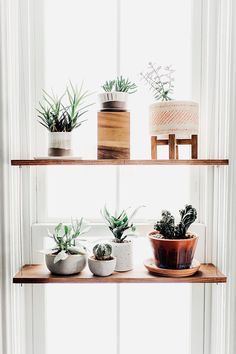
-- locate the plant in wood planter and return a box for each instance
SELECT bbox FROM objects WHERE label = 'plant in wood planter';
[37,82,93,157]
[88,242,116,277]
[148,205,198,269]
[98,75,137,111]
[141,63,199,159]
[101,205,143,271]
[43,218,90,275]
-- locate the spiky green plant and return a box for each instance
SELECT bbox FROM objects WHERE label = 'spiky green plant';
[102,76,137,94]
[154,205,197,239]
[44,218,90,263]
[101,205,143,243]
[93,242,112,260]
[140,62,175,101]
[37,82,93,132]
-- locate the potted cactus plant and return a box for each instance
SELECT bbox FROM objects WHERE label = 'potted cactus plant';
[148,205,198,269]
[98,76,137,111]
[37,82,92,157]
[42,218,90,275]
[88,242,116,276]
[140,63,198,138]
[101,205,142,272]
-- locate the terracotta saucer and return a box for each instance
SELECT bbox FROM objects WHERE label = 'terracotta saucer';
[144,258,201,277]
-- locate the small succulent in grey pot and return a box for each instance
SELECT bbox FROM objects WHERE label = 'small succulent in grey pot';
[88,242,116,277]
[43,218,90,275]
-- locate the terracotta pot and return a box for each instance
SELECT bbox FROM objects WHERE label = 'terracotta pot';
[48,132,73,157]
[148,231,198,269]
[149,100,198,138]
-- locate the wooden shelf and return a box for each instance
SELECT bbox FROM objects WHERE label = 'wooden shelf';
[11,159,229,166]
[13,263,227,284]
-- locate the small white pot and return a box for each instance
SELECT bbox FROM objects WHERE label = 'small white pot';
[98,92,128,111]
[45,254,87,275]
[149,100,199,137]
[48,132,73,156]
[88,256,116,277]
[111,240,133,272]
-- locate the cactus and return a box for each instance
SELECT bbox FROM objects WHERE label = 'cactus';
[93,242,112,261]
[154,205,197,239]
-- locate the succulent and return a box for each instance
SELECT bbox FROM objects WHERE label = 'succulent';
[44,218,90,263]
[93,242,112,261]
[140,62,175,101]
[102,76,137,94]
[154,205,197,239]
[101,205,143,243]
[37,82,93,132]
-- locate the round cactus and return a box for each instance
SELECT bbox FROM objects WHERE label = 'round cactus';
[93,242,112,260]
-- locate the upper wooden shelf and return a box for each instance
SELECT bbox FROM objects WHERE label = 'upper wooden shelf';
[11,159,229,166]
[13,263,227,284]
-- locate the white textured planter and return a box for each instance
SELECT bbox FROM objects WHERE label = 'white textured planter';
[45,254,87,275]
[88,256,116,277]
[48,132,73,157]
[98,92,128,111]
[149,100,199,137]
[111,240,133,272]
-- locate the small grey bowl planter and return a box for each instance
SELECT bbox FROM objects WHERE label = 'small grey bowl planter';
[45,254,87,275]
[111,240,133,272]
[88,256,116,277]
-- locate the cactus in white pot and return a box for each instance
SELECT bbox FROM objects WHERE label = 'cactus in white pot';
[88,242,116,277]
[101,205,143,272]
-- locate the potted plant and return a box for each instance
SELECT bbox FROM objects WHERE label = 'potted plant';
[43,218,90,275]
[101,205,142,272]
[88,242,116,277]
[37,82,92,157]
[140,63,198,137]
[98,76,137,111]
[148,205,198,269]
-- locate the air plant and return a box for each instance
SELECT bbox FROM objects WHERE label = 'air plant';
[102,76,137,94]
[140,62,175,101]
[43,218,90,263]
[37,82,93,132]
[154,205,197,239]
[101,205,144,243]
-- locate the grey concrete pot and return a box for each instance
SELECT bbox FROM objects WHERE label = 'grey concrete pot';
[45,254,87,275]
[88,256,116,277]
[111,240,133,272]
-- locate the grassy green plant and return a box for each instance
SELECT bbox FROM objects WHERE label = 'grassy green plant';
[101,205,143,243]
[93,242,113,260]
[102,76,137,94]
[140,62,175,101]
[37,82,93,132]
[154,205,197,239]
[44,218,90,263]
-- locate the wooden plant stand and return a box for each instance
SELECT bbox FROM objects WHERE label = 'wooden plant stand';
[151,134,198,160]
[97,111,130,159]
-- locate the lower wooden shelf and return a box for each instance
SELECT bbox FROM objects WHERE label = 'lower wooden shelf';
[13,263,227,284]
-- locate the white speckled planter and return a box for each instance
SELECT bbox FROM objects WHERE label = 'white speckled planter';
[48,132,73,156]
[88,256,116,277]
[111,240,133,272]
[45,254,87,275]
[149,100,199,137]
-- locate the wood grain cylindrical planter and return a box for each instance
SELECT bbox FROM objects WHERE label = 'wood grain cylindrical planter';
[48,132,73,157]
[148,231,198,269]
[97,111,130,159]
[45,254,87,275]
[149,101,199,137]
[111,240,133,272]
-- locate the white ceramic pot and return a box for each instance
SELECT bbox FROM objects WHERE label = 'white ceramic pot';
[98,92,128,111]
[111,240,133,272]
[149,100,199,137]
[88,256,116,277]
[45,254,87,275]
[48,132,73,156]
